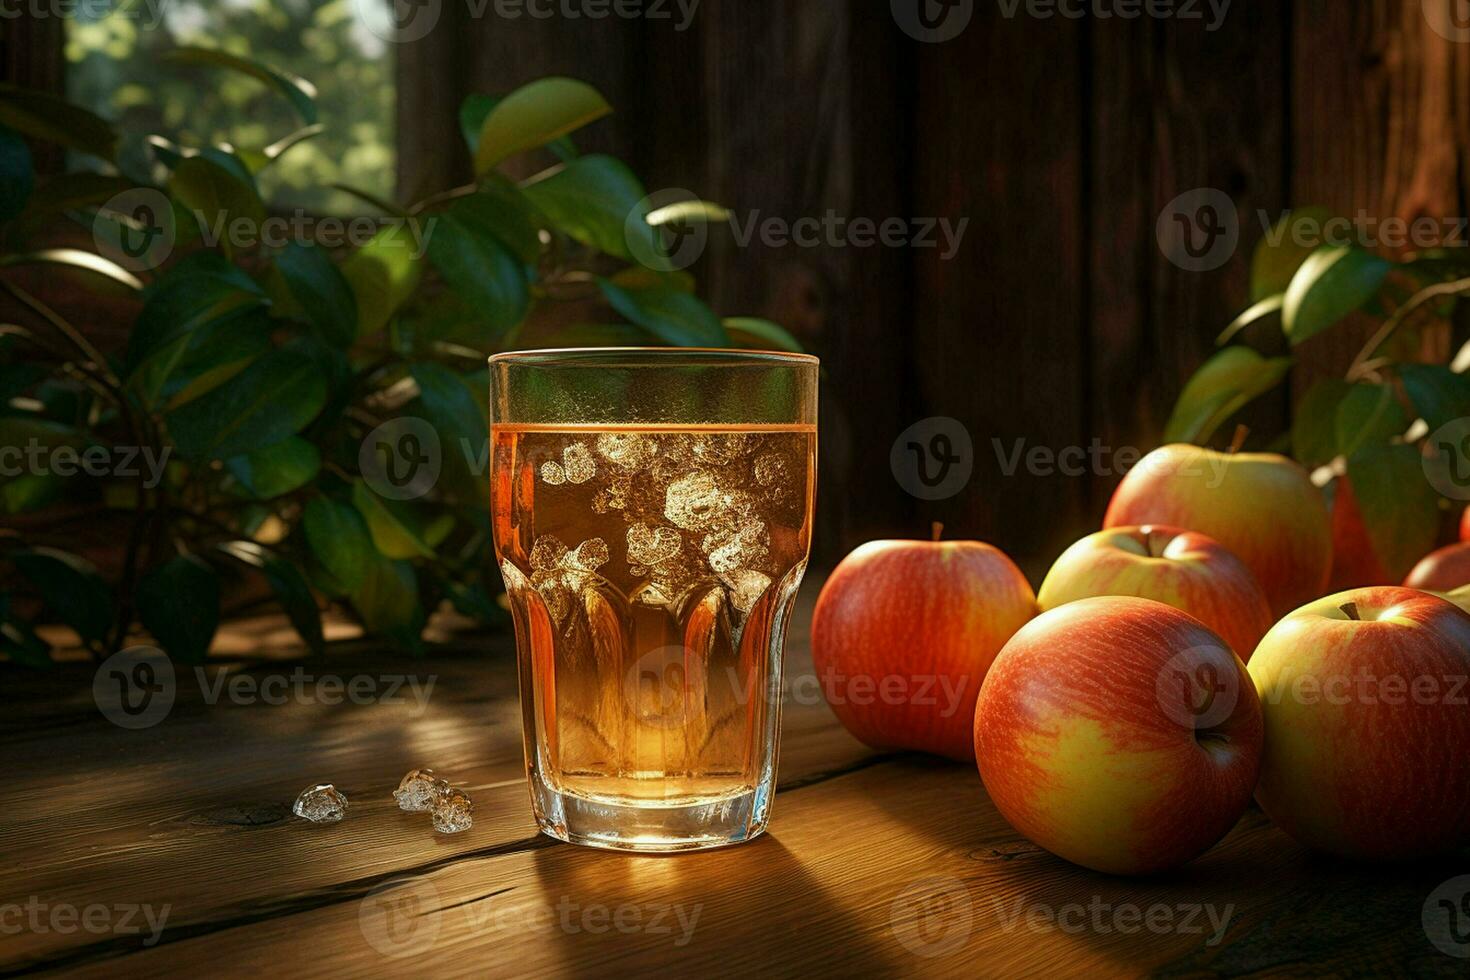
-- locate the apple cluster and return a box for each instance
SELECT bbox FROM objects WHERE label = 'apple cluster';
[812,444,1470,875]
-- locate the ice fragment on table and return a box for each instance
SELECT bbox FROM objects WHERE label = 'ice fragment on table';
[596,432,654,469]
[393,769,448,813]
[431,788,475,834]
[292,784,348,824]
[540,461,566,485]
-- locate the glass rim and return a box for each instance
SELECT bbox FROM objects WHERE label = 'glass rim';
[488,347,819,368]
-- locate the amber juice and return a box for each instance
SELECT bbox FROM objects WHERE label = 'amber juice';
[492,423,815,846]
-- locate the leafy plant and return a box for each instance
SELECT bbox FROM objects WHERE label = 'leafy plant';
[1168,210,1470,581]
[0,53,799,665]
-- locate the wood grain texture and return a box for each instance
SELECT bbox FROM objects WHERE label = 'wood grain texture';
[910,4,1087,568]
[7,583,1468,977]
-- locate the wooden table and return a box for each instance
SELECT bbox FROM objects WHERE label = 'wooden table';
[3,585,1466,978]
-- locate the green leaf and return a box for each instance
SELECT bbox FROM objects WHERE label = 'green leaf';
[1292,379,1354,469]
[1345,445,1442,585]
[166,345,327,460]
[427,212,530,334]
[522,154,651,261]
[351,554,423,649]
[274,242,357,347]
[0,473,63,515]
[225,437,321,499]
[169,155,266,256]
[1400,364,1470,433]
[126,253,267,381]
[597,277,728,347]
[164,47,318,126]
[217,541,324,655]
[1216,295,1284,346]
[1164,346,1294,445]
[136,555,220,664]
[302,497,374,591]
[0,84,116,160]
[1334,383,1408,459]
[1251,207,1334,302]
[10,547,111,646]
[0,123,33,222]
[471,78,610,174]
[1283,246,1392,346]
[450,177,543,265]
[724,317,804,353]
[413,362,487,448]
[14,172,133,233]
[351,480,437,559]
[342,220,424,338]
[0,616,51,668]
[0,248,142,292]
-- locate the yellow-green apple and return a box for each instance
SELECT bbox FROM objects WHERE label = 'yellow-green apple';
[1038,525,1274,660]
[1105,444,1331,618]
[811,526,1036,762]
[1442,586,1470,615]
[1249,587,1470,860]
[1405,543,1470,593]
[974,597,1262,875]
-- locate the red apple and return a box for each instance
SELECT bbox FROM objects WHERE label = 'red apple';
[1249,587,1470,860]
[1406,543,1470,593]
[1327,475,1394,591]
[1461,506,1470,543]
[974,597,1263,875]
[811,525,1036,762]
[1038,525,1274,660]
[1105,444,1332,618]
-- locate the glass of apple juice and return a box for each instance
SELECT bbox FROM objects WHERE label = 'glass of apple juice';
[490,348,819,852]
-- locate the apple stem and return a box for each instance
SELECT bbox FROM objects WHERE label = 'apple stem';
[1341,601,1362,622]
[1145,529,1169,558]
[931,522,944,543]
[1229,424,1250,455]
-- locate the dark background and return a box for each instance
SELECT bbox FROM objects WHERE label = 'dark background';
[6,0,1470,574]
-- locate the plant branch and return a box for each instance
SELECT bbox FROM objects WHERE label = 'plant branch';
[1347,276,1470,382]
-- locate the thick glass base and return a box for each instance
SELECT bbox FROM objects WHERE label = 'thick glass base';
[531,778,773,853]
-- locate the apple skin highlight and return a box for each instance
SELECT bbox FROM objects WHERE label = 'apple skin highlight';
[811,532,1037,762]
[1249,587,1470,861]
[1038,525,1275,661]
[974,597,1263,876]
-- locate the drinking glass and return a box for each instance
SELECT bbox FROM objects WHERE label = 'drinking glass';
[490,349,818,851]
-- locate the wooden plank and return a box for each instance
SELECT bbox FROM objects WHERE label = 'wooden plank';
[52,761,1470,979]
[910,5,1087,569]
[1087,4,1289,519]
[0,587,879,973]
[1290,0,1470,395]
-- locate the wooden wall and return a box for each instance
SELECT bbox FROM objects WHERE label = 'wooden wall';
[13,1,1470,574]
